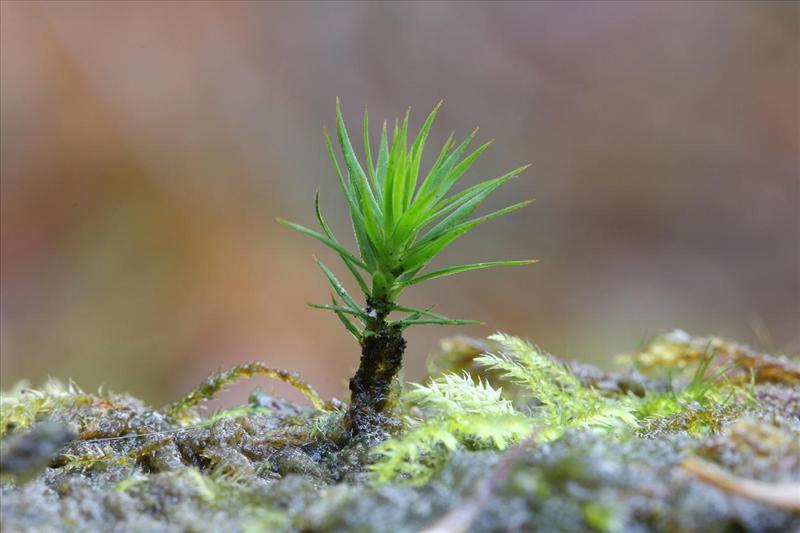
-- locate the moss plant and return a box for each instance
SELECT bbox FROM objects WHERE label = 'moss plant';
[279,101,535,432]
[370,333,778,484]
[371,334,638,483]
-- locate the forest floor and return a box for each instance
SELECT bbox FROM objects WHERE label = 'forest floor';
[1,331,799,532]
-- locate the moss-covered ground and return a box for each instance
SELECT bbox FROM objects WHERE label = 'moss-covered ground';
[1,331,798,532]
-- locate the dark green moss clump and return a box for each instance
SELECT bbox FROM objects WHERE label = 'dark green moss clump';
[1,331,799,532]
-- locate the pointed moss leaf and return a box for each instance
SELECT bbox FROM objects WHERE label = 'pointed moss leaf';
[391,304,456,321]
[394,317,481,328]
[392,141,518,250]
[324,128,377,269]
[382,119,402,232]
[335,99,374,204]
[335,100,383,246]
[307,302,368,320]
[314,192,369,293]
[416,128,478,201]
[405,101,442,205]
[363,108,379,197]
[391,109,411,216]
[403,199,533,272]
[277,219,367,269]
[315,258,362,312]
[414,166,529,248]
[435,164,530,214]
[398,175,503,247]
[376,121,390,191]
[330,295,362,340]
[408,260,537,286]
[428,139,493,206]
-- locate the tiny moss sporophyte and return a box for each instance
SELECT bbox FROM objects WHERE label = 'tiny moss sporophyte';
[278,100,535,433]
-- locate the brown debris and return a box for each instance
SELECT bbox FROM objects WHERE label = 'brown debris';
[681,455,800,512]
[621,330,800,386]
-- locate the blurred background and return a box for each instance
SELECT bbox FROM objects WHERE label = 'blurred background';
[2,1,798,407]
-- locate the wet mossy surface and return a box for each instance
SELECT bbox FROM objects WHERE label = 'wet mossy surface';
[1,331,799,532]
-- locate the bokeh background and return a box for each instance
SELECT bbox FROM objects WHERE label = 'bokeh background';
[2,1,798,407]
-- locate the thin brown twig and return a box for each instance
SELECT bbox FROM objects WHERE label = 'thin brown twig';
[421,432,538,533]
[681,455,800,512]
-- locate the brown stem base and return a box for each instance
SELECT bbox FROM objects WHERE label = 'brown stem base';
[345,298,406,436]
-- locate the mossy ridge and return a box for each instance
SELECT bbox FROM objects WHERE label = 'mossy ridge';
[359,331,799,531]
[1,330,799,532]
[0,365,355,484]
[371,331,772,484]
[371,334,639,484]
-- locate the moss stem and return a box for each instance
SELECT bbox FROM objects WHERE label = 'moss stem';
[346,297,406,434]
